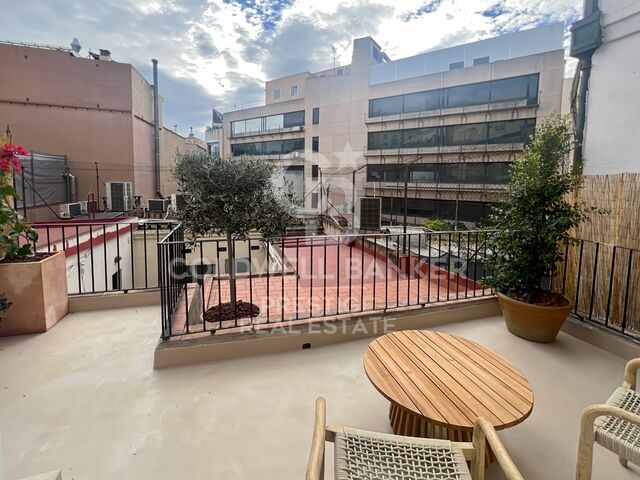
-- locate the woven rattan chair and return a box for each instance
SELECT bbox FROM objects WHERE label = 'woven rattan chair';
[577,358,640,480]
[306,397,524,480]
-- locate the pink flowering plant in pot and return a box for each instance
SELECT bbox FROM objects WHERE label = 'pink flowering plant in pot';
[0,144,38,260]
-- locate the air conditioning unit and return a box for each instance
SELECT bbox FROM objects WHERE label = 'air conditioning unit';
[171,193,186,212]
[79,201,88,214]
[291,151,302,159]
[59,202,83,219]
[290,126,304,132]
[147,198,170,213]
[106,182,132,211]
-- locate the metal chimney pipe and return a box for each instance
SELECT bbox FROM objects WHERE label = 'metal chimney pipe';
[152,59,161,197]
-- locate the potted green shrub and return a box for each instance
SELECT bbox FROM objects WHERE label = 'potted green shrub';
[484,114,596,342]
[0,144,68,336]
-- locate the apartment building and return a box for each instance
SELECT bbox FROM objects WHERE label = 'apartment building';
[222,23,565,226]
[0,41,199,221]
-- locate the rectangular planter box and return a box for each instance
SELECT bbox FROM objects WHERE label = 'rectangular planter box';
[0,251,68,336]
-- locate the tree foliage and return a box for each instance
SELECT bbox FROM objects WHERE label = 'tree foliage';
[173,152,298,240]
[172,152,298,307]
[483,114,598,303]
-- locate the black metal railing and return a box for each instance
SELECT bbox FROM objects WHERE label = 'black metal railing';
[158,229,496,339]
[554,239,640,341]
[29,219,177,295]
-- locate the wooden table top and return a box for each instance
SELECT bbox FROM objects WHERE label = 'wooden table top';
[364,330,534,430]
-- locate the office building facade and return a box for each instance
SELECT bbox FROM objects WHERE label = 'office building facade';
[222,23,565,226]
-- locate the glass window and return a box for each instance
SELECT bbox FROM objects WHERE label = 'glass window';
[473,56,490,65]
[487,119,535,144]
[447,83,490,107]
[489,76,527,103]
[232,120,246,136]
[312,136,319,152]
[366,165,404,182]
[273,88,281,100]
[265,114,283,130]
[410,164,437,182]
[369,95,403,117]
[245,117,261,133]
[368,130,403,150]
[208,141,220,157]
[311,192,318,208]
[526,74,539,105]
[444,123,488,146]
[403,90,441,113]
[312,107,319,124]
[312,165,319,179]
[283,110,305,128]
[449,61,464,70]
[264,141,282,154]
[283,138,304,154]
[486,162,511,184]
[440,163,486,183]
[402,127,437,149]
[290,85,298,96]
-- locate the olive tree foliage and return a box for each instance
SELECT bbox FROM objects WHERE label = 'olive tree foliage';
[173,152,298,306]
[483,114,600,304]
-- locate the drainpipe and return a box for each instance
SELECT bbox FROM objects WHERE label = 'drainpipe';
[573,57,592,169]
[152,59,162,198]
[570,0,602,170]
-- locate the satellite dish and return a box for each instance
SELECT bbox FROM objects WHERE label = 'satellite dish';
[70,37,81,54]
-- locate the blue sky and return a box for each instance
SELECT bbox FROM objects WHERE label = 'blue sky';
[0,0,582,138]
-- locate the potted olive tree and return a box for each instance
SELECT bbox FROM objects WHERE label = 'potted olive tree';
[0,144,68,336]
[484,114,596,342]
[173,152,297,322]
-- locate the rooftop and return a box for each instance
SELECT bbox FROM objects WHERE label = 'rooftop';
[1,304,637,479]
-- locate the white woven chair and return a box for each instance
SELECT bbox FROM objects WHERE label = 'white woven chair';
[577,358,640,480]
[306,397,524,480]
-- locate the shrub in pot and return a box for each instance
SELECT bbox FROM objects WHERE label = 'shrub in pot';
[484,115,597,342]
[0,144,68,336]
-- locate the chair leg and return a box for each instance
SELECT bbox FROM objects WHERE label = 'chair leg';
[618,456,628,467]
[576,407,597,480]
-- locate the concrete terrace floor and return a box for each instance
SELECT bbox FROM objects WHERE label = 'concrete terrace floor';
[1,305,639,480]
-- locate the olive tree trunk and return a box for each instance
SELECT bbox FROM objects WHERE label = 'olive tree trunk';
[226,232,237,309]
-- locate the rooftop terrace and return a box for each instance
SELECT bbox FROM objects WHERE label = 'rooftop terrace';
[1,304,638,479]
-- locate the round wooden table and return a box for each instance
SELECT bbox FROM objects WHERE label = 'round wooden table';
[364,330,534,443]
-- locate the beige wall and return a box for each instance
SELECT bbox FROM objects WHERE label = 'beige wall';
[160,127,188,196]
[265,72,310,105]
[224,38,564,216]
[0,43,191,218]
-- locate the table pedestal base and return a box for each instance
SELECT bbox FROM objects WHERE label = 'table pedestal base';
[389,403,494,463]
[389,403,472,441]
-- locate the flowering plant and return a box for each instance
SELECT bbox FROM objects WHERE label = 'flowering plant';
[1,144,38,260]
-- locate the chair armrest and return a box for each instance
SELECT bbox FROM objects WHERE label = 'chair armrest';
[622,358,640,390]
[580,403,640,434]
[471,417,524,480]
[306,397,327,480]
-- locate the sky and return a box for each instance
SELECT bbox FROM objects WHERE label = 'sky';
[0,0,582,138]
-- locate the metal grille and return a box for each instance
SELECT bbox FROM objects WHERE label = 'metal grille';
[359,197,381,231]
[14,153,70,208]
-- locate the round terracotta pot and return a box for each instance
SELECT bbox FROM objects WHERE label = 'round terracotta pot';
[496,292,573,343]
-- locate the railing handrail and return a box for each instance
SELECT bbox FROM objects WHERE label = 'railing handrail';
[156,227,498,245]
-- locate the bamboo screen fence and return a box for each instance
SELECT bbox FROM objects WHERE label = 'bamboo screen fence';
[552,173,640,337]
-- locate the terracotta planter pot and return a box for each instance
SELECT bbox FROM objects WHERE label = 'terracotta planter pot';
[0,251,68,336]
[497,291,573,343]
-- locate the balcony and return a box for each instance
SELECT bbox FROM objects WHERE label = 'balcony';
[3,221,639,479]
[1,305,638,479]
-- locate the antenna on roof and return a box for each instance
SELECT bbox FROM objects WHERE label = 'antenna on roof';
[331,45,337,72]
[70,37,81,55]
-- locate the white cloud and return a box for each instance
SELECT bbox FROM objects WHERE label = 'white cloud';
[0,0,582,136]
